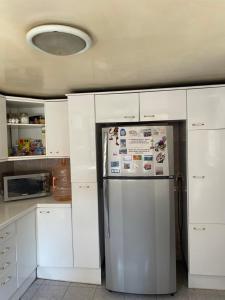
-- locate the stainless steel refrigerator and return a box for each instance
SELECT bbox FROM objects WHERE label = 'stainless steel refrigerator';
[102,125,176,295]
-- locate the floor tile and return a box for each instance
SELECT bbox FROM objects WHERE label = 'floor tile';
[35,279,45,285]
[32,284,68,300]
[63,286,96,300]
[20,282,41,300]
[69,281,97,288]
[93,287,125,300]
[125,294,156,300]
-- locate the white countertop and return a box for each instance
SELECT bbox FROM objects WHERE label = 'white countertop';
[0,196,71,230]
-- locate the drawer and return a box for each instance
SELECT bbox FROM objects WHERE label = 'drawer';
[0,223,15,245]
[0,247,16,277]
[0,264,17,300]
[0,237,16,264]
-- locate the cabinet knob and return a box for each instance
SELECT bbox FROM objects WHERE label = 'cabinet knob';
[1,276,12,286]
[192,122,205,127]
[0,262,10,271]
[0,247,10,255]
[193,227,206,231]
[192,176,205,179]
[144,114,155,118]
[39,211,50,214]
[0,232,10,240]
[78,185,90,189]
[123,116,135,119]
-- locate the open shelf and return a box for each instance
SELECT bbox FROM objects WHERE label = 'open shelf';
[7,123,45,127]
[8,155,46,161]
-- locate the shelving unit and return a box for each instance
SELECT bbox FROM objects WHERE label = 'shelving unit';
[6,97,46,159]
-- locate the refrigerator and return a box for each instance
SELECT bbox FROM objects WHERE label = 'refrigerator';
[102,125,176,295]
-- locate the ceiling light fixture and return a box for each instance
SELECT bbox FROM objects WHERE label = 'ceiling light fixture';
[26,24,92,56]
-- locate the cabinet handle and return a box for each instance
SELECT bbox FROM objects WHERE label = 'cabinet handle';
[0,262,10,271]
[0,232,10,240]
[1,276,12,286]
[0,247,10,255]
[56,151,59,154]
[193,227,206,231]
[78,185,90,189]
[144,114,155,118]
[39,211,50,214]
[192,176,205,179]
[192,122,205,127]
[123,116,135,119]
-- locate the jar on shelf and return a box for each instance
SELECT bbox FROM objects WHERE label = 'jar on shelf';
[52,159,71,201]
[20,113,29,124]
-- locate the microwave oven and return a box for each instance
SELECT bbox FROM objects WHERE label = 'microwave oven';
[3,172,51,202]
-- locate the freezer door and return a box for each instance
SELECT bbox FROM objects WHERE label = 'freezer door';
[103,126,174,177]
[104,179,176,295]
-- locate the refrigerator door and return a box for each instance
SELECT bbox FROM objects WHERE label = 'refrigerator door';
[104,178,176,294]
[103,126,174,177]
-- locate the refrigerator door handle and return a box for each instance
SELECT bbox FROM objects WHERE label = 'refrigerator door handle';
[103,180,110,238]
[103,132,108,177]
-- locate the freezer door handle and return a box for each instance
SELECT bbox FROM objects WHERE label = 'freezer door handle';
[103,132,108,177]
[103,180,110,238]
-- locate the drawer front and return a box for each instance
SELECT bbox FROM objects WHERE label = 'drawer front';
[0,223,16,245]
[0,265,17,300]
[0,247,16,278]
[0,237,16,264]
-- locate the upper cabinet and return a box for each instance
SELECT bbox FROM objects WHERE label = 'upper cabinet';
[45,100,70,157]
[140,90,186,121]
[68,94,97,182]
[187,87,225,130]
[0,95,7,161]
[95,93,139,123]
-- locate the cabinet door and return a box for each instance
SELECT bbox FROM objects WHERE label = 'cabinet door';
[37,207,73,268]
[68,95,97,182]
[140,90,186,121]
[95,93,139,123]
[0,96,8,161]
[45,101,69,157]
[189,224,225,276]
[187,87,225,130]
[17,210,37,287]
[188,130,225,223]
[72,182,100,269]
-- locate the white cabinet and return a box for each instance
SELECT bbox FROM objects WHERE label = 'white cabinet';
[37,207,73,268]
[0,95,8,161]
[189,224,225,276]
[68,95,97,182]
[17,210,37,287]
[188,130,225,223]
[72,182,100,269]
[187,87,225,130]
[45,100,70,157]
[140,90,186,121]
[95,93,139,123]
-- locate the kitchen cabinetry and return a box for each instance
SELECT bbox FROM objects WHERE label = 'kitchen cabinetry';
[188,130,225,223]
[68,94,97,182]
[6,97,46,161]
[72,182,100,269]
[187,87,225,130]
[0,223,17,300]
[0,95,8,161]
[45,100,70,157]
[37,207,73,268]
[16,210,36,287]
[140,90,186,121]
[189,224,225,276]
[95,93,139,123]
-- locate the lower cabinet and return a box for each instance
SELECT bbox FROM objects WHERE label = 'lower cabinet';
[72,182,100,269]
[37,207,73,268]
[189,224,225,276]
[17,210,37,287]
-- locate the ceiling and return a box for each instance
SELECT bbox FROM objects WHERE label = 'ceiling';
[1,0,225,97]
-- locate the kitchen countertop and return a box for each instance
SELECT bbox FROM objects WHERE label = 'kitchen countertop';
[0,195,71,230]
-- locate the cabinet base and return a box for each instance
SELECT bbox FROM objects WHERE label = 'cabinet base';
[10,270,36,300]
[37,267,101,285]
[189,273,225,290]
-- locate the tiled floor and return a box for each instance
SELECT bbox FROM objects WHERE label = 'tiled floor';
[20,265,225,300]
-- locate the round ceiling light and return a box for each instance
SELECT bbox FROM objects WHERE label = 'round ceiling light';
[26,24,92,56]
